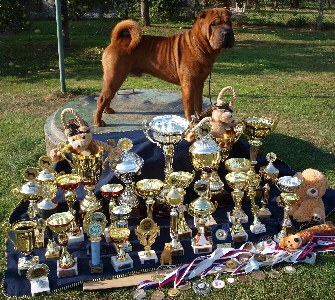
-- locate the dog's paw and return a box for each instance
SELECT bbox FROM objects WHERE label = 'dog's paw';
[94,119,106,127]
[103,107,115,114]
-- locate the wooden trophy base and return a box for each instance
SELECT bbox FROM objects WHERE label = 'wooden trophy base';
[57,258,78,278]
[138,250,158,264]
[231,232,248,243]
[177,229,193,240]
[111,254,133,272]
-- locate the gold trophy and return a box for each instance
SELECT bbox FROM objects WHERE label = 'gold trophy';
[260,152,279,183]
[225,158,250,224]
[230,217,248,242]
[187,180,217,254]
[259,183,272,218]
[110,205,132,251]
[4,220,40,275]
[166,171,194,239]
[83,211,107,273]
[26,263,50,296]
[46,212,78,278]
[109,227,134,271]
[275,176,302,241]
[56,174,84,243]
[165,186,185,256]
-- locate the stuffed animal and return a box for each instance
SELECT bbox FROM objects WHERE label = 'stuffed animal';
[50,108,121,163]
[279,221,335,251]
[290,168,329,223]
[160,243,173,265]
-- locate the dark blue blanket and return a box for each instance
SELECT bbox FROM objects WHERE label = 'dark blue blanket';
[5,130,335,296]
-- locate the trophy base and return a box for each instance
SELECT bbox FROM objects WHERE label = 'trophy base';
[138,250,158,264]
[177,229,193,240]
[216,243,233,249]
[171,244,184,256]
[231,232,248,243]
[211,190,231,207]
[68,227,85,245]
[89,260,104,273]
[18,256,39,276]
[30,276,50,296]
[258,208,272,219]
[191,241,213,254]
[57,258,78,278]
[111,254,133,272]
[250,223,267,234]
[227,212,248,224]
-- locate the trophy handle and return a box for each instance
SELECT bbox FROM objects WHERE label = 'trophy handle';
[2,222,16,248]
[57,142,74,167]
[142,120,160,147]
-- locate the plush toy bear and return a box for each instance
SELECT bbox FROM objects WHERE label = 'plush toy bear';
[279,221,335,251]
[50,108,121,163]
[290,168,329,223]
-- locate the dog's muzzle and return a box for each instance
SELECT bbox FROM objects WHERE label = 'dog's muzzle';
[222,28,235,48]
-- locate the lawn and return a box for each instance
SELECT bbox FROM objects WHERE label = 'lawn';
[0,18,335,299]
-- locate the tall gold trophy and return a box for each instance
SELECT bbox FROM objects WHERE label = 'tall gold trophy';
[275,176,302,241]
[4,220,40,275]
[135,179,163,264]
[47,212,78,278]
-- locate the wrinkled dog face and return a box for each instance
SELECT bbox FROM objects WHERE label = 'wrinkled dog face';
[199,8,235,50]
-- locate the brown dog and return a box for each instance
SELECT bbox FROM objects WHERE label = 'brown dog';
[95,8,235,127]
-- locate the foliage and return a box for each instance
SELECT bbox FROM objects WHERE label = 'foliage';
[150,0,185,21]
[0,0,30,32]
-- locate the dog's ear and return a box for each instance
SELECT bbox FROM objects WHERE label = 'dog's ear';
[198,10,206,19]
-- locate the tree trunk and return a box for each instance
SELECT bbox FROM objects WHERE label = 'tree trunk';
[141,0,151,26]
[317,0,325,30]
[61,0,70,47]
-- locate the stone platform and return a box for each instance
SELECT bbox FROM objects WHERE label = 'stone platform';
[44,89,210,154]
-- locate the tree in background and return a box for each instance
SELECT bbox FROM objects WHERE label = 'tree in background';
[0,0,30,32]
[141,0,151,25]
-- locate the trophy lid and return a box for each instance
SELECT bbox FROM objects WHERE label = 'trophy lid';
[112,205,132,217]
[149,115,189,134]
[37,198,58,211]
[37,169,55,181]
[19,181,39,195]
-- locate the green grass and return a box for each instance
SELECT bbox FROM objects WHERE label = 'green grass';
[1,19,335,299]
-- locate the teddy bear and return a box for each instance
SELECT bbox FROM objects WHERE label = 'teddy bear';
[290,168,329,223]
[279,221,335,251]
[50,108,121,163]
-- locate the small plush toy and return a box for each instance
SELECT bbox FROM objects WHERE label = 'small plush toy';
[279,221,335,251]
[290,168,329,223]
[50,108,121,163]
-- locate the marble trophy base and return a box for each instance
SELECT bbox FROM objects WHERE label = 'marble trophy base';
[30,276,50,296]
[258,208,272,218]
[89,260,104,273]
[227,212,248,224]
[177,229,193,240]
[250,223,266,234]
[231,232,248,243]
[191,241,213,254]
[68,227,85,245]
[138,250,158,264]
[171,243,184,256]
[111,254,133,272]
[57,258,78,278]
[18,256,39,276]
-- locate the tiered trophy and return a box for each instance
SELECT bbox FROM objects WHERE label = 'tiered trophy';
[110,205,132,251]
[275,176,302,241]
[189,121,223,194]
[187,180,217,254]
[143,115,189,179]
[225,158,250,224]
[135,179,163,263]
[165,186,185,256]
[83,211,107,273]
[109,227,133,271]
[4,220,40,275]
[113,138,144,210]
[46,212,78,278]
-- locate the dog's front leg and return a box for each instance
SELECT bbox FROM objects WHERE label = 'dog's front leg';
[192,82,205,118]
[180,83,195,121]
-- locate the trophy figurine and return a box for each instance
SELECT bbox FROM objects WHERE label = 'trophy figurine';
[109,227,134,271]
[47,212,78,278]
[113,138,144,211]
[187,180,217,254]
[258,183,272,218]
[275,176,302,241]
[230,217,248,242]
[56,174,84,243]
[110,205,132,251]
[4,220,40,275]
[26,263,50,296]
[83,211,107,273]
[189,121,223,193]
[165,186,185,256]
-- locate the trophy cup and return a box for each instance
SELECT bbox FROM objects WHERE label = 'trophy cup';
[83,211,107,273]
[56,174,84,243]
[109,227,134,271]
[225,158,251,224]
[165,186,185,256]
[110,205,132,251]
[4,220,40,275]
[189,121,223,193]
[187,180,217,254]
[275,176,302,241]
[143,114,189,179]
[166,171,194,239]
[46,212,78,278]
[26,263,50,296]
[113,138,144,211]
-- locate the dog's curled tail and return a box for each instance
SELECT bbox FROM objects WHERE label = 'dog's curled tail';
[111,20,142,53]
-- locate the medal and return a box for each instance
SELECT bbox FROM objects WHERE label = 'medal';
[151,290,165,300]
[226,277,236,285]
[284,266,296,274]
[225,259,239,269]
[133,288,146,299]
[268,269,280,279]
[254,253,266,262]
[167,288,180,297]
[251,270,266,280]
[211,279,225,289]
[193,281,211,294]
[178,281,192,291]
[238,274,251,283]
